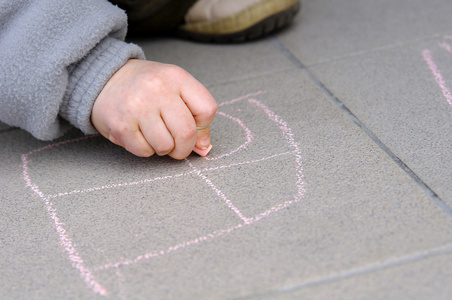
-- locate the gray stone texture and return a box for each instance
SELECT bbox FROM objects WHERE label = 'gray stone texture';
[2,0,452,299]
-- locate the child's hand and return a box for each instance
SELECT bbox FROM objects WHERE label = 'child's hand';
[91,59,217,159]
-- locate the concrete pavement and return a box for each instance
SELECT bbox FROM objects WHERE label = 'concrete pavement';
[1,0,452,299]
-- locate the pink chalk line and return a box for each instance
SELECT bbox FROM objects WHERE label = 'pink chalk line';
[185,159,252,224]
[438,41,452,54]
[47,171,195,199]
[217,90,267,107]
[203,111,254,161]
[21,92,305,296]
[247,98,305,218]
[94,223,245,270]
[21,151,108,296]
[201,151,294,172]
[422,48,452,107]
[48,152,294,199]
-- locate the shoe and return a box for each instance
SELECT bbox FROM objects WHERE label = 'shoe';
[110,0,199,34]
[177,0,301,43]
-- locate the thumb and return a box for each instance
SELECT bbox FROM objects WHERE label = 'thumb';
[195,126,211,150]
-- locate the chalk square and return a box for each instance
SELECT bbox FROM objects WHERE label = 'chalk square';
[49,174,242,265]
[202,154,300,218]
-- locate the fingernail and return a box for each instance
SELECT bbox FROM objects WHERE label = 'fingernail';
[193,144,212,157]
[198,136,210,149]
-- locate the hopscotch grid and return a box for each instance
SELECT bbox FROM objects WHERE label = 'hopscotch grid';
[21,92,305,296]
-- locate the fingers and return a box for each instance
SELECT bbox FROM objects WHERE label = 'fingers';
[139,98,197,160]
[98,100,198,159]
[139,114,175,156]
[119,130,156,158]
[160,99,197,159]
[127,64,215,159]
[103,124,156,158]
[91,60,217,159]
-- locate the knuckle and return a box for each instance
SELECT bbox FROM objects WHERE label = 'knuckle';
[130,146,155,158]
[154,141,174,156]
[138,148,155,157]
[164,64,189,81]
[179,123,197,141]
[197,99,218,121]
[108,123,129,142]
[165,64,185,75]
[142,75,167,95]
[205,101,218,117]
[170,153,186,160]
[124,140,155,157]
[108,135,121,147]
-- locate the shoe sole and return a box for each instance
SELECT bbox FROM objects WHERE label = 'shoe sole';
[176,0,301,43]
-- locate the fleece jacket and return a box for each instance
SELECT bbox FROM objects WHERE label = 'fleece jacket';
[0,0,145,140]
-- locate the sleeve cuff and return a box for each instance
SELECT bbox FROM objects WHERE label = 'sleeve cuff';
[60,36,145,135]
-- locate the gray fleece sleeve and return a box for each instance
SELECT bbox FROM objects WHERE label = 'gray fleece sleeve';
[0,0,145,140]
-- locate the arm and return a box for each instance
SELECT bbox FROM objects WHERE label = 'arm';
[0,0,144,140]
[0,0,217,158]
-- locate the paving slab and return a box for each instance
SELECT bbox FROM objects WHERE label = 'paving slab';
[3,0,452,298]
[304,37,452,208]
[278,0,452,65]
[2,69,452,299]
[268,251,452,300]
[0,129,97,300]
[131,37,297,86]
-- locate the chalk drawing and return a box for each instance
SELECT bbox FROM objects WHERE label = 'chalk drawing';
[422,36,452,107]
[21,92,305,297]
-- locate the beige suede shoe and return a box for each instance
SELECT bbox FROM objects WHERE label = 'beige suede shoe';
[177,0,301,43]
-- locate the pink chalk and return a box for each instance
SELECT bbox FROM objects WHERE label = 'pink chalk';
[193,144,212,157]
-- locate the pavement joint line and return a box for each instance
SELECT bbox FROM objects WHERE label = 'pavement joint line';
[241,243,452,300]
[278,32,449,68]
[272,37,452,218]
